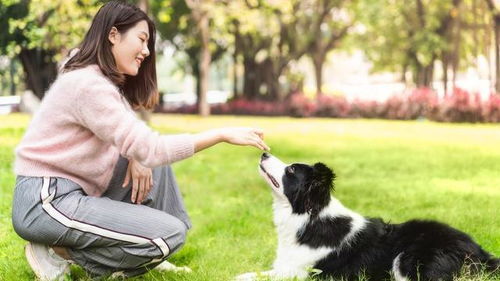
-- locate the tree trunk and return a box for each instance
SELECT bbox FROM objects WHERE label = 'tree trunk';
[10,60,17,96]
[233,52,239,99]
[451,20,461,89]
[18,48,58,100]
[442,55,449,95]
[185,0,211,117]
[233,21,240,99]
[401,63,408,84]
[137,0,152,123]
[198,14,211,117]
[137,0,149,13]
[494,15,500,93]
[312,53,325,97]
[415,60,435,88]
[485,0,500,93]
[262,59,279,101]
[243,57,259,100]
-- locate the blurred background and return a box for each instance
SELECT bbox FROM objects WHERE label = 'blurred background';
[1,0,500,122]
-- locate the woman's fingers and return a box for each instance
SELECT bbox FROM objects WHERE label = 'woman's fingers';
[134,175,153,204]
[253,128,264,139]
[131,178,139,203]
[257,138,270,151]
[145,177,151,198]
[123,165,131,188]
[250,129,269,151]
[251,134,270,151]
[136,179,145,204]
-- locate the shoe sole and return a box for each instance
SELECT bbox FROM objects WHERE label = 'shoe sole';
[25,243,69,281]
[25,243,45,280]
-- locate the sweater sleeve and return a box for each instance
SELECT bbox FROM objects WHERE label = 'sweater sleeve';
[74,80,194,168]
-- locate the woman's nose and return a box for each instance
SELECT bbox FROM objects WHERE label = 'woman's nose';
[142,46,150,57]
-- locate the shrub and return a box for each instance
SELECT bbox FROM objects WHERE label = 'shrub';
[286,93,316,118]
[427,88,483,123]
[315,95,351,118]
[350,99,382,118]
[482,94,500,123]
[381,88,438,120]
[160,88,500,123]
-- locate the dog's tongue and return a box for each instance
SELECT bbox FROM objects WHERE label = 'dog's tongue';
[269,176,279,188]
[260,164,279,188]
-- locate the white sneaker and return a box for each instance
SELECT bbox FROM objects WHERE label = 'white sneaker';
[154,260,192,273]
[25,242,70,281]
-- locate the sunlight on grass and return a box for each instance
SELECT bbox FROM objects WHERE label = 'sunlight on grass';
[0,114,499,281]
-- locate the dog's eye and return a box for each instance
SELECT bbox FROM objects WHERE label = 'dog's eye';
[286,166,295,174]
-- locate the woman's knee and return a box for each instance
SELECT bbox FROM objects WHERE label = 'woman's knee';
[157,217,188,254]
[11,213,31,241]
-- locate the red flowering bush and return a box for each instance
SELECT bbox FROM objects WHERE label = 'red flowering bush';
[286,93,317,118]
[315,95,351,118]
[380,95,409,119]
[408,88,439,118]
[427,88,483,123]
[160,88,500,123]
[481,94,500,122]
[381,88,438,120]
[350,99,382,118]
[212,98,285,116]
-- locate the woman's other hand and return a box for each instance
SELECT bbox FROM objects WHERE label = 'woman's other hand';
[123,158,153,204]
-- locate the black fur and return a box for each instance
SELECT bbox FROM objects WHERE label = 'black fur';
[282,162,499,281]
[297,216,352,248]
[283,162,335,216]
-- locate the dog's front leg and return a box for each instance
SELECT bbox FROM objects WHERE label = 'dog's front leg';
[235,268,308,281]
[234,270,274,281]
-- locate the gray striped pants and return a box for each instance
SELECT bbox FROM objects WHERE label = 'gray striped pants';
[11,157,191,277]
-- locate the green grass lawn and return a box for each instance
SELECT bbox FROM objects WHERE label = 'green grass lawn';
[0,114,499,281]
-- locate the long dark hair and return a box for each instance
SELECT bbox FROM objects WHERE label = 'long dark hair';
[63,0,158,110]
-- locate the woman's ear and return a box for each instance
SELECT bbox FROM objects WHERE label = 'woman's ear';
[108,27,120,45]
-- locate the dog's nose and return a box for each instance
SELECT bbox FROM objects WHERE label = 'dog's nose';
[261,152,270,160]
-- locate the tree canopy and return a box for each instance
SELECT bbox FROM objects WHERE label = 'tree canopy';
[0,0,498,105]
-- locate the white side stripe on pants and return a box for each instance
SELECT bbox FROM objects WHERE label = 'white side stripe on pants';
[40,177,170,257]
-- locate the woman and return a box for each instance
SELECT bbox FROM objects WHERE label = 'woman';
[11,1,269,280]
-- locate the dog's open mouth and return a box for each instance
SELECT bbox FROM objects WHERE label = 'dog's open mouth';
[260,164,280,188]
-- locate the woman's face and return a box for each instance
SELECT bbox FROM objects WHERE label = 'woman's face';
[109,20,150,76]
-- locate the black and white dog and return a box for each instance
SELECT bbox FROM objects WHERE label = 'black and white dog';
[236,153,499,281]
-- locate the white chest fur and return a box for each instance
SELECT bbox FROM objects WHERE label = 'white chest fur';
[270,199,332,278]
[271,197,367,277]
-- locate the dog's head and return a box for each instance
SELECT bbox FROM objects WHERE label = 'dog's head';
[259,153,335,216]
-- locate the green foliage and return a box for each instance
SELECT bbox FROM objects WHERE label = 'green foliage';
[0,58,24,96]
[0,0,29,54]
[353,0,493,80]
[2,0,100,59]
[1,0,497,98]
[0,114,499,281]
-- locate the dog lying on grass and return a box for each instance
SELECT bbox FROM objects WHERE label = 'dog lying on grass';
[236,153,499,281]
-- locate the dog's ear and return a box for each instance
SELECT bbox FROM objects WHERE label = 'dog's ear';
[312,162,335,190]
[304,162,335,216]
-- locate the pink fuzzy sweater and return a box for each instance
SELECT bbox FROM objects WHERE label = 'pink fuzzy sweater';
[15,65,194,196]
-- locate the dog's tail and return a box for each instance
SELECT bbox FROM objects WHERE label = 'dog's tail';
[486,257,500,274]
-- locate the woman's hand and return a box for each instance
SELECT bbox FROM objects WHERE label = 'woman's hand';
[193,127,270,153]
[219,127,270,151]
[123,158,153,204]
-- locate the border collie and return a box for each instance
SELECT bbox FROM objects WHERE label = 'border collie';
[236,153,499,281]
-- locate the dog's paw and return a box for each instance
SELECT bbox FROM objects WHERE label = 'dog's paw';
[154,260,192,273]
[234,272,258,281]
